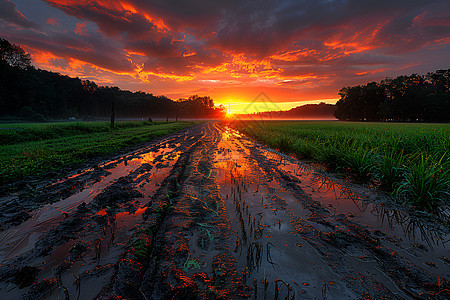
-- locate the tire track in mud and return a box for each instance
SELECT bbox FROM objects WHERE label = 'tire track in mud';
[0,122,448,299]
[214,125,359,299]
[251,145,449,299]
[0,124,209,299]
[247,146,424,299]
[212,124,449,299]
[99,123,252,299]
[0,125,201,230]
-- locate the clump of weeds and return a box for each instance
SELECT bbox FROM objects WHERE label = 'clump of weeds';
[396,153,450,213]
[374,148,406,191]
[183,254,200,272]
[342,145,376,179]
[313,140,342,170]
[131,238,148,261]
[277,135,293,153]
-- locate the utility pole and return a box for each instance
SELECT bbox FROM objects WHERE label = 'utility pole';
[111,97,115,128]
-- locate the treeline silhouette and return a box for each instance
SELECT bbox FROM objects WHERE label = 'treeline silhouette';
[335,70,450,122]
[0,38,225,122]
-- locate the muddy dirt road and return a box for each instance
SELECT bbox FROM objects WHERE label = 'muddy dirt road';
[0,122,448,299]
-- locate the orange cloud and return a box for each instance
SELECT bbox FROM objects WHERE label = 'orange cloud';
[74,22,88,36]
[117,1,167,30]
[141,70,194,82]
[182,50,197,57]
[270,49,319,62]
[45,0,168,32]
[46,17,59,26]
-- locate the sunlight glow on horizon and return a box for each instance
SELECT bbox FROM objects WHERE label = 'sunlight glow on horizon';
[215,98,339,114]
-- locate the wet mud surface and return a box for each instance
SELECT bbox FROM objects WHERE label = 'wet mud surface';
[0,122,448,299]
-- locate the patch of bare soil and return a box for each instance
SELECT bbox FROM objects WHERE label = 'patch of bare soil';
[0,122,448,299]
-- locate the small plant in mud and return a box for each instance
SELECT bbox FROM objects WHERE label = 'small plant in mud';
[263,278,269,298]
[156,202,173,214]
[342,146,376,179]
[63,286,70,299]
[94,238,102,263]
[322,281,331,300]
[144,224,157,236]
[165,191,174,200]
[313,143,341,169]
[274,279,294,300]
[246,242,263,273]
[131,238,148,261]
[73,272,82,300]
[213,267,226,288]
[107,213,117,247]
[374,148,406,191]
[183,255,201,272]
[198,232,214,249]
[266,242,275,265]
[277,135,292,153]
[69,242,88,261]
[395,153,450,212]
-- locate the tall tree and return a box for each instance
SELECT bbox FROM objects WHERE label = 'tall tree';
[0,38,31,69]
[362,82,385,121]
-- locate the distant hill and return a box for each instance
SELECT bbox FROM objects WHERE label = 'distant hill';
[283,102,336,119]
[238,102,336,120]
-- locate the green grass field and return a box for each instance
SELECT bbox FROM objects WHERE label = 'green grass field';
[0,121,195,184]
[232,121,450,213]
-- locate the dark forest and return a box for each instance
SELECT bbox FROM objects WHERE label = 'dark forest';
[334,70,450,122]
[0,38,225,122]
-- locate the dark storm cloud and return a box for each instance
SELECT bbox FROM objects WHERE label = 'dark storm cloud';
[141,48,225,75]
[1,22,135,73]
[212,0,448,56]
[128,0,240,31]
[43,1,188,60]
[44,0,159,39]
[126,35,180,58]
[0,0,36,28]
[40,0,450,61]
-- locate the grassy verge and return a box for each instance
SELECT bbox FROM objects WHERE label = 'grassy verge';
[231,120,450,213]
[0,121,196,184]
[0,121,173,145]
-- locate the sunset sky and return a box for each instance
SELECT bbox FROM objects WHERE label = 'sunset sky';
[1,0,449,113]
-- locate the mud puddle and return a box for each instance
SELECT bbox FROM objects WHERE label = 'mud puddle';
[214,126,357,299]
[213,125,449,299]
[0,128,190,299]
[0,140,180,262]
[259,147,449,279]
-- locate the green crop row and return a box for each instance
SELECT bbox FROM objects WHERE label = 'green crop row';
[0,121,172,145]
[232,121,450,213]
[0,121,195,184]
